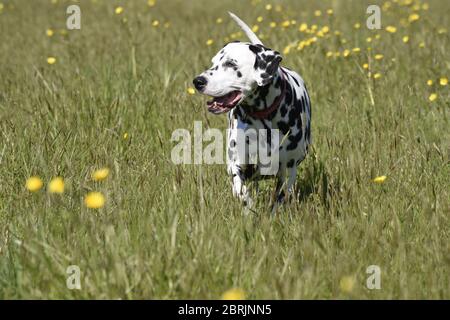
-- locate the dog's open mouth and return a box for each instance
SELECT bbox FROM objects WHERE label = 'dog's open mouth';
[206,91,242,114]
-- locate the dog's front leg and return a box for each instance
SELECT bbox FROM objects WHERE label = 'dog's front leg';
[228,160,253,207]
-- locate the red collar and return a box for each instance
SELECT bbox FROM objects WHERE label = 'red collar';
[247,69,286,119]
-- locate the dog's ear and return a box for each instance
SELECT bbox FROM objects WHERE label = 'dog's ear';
[251,45,283,86]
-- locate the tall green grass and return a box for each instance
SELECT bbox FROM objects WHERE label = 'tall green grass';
[0,0,448,299]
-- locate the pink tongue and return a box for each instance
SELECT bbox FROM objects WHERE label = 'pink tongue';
[215,91,239,105]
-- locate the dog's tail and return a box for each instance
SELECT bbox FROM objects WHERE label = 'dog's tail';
[228,12,263,45]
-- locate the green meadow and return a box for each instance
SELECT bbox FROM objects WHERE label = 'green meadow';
[0,0,448,299]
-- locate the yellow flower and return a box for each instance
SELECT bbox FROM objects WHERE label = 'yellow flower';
[402,36,409,43]
[269,22,277,28]
[327,9,333,15]
[281,20,290,28]
[366,37,372,43]
[123,132,129,140]
[92,168,109,181]
[375,34,381,39]
[352,47,361,53]
[206,39,214,46]
[47,57,56,65]
[216,17,223,24]
[373,175,387,183]
[363,63,369,69]
[298,23,308,32]
[343,49,351,57]
[437,28,447,34]
[147,0,156,7]
[114,6,123,15]
[48,177,64,194]
[152,20,159,27]
[386,25,397,33]
[354,23,361,29]
[321,26,330,34]
[339,276,355,293]
[314,10,322,17]
[46,29,54,37]
[373,73,381,79]
[422,3,429,10]
[26,176,43,192]
[256,16,263,23]
[283,45,291,55]
[84,192,105,209]
[222,288,246,300]
[326,51,333,58]
[439,77,448,86]
[408,13,420,22]
[427,79,433,86]
[252,25,259,33]
[187,87,196,95]
[428,93,437,102]
[265,4,272,10]
[419,42,425,48]
[374,54,384,60]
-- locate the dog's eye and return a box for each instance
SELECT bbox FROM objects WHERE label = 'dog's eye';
[224,60,237,68]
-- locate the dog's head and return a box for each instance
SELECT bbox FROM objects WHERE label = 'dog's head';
[193,13,282,114]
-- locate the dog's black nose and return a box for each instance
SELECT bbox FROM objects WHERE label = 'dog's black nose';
[193,76,207,91]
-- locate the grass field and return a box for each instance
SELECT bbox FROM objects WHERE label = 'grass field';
[0,0,449,299]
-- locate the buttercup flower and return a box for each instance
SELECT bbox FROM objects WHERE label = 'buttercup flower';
[428,93,437,102]
[408,13,420,22]
[439,77,448,86]
[92,168,110,181]
[114,6,123,15]
[339,276,355,293]
[373,73,381,79]
[47,57,56,64]
[84,192,105,209]
[298,23,308,32]
[46,29,54,37]
[386,26,397,33]
[363,63,369,69]
[216,17,223,24]
[147,0,156,7]
[402,36,409,43]
[206,39,214,46]
[222,288,246,300]
[187,87,195,95]
[427,79,433,86]
[374,54,384,60]
[373,175,387,183]
[48,177,64,194]
[26,176,43,192]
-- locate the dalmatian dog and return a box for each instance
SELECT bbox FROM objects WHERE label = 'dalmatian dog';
[193,12,311,212]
